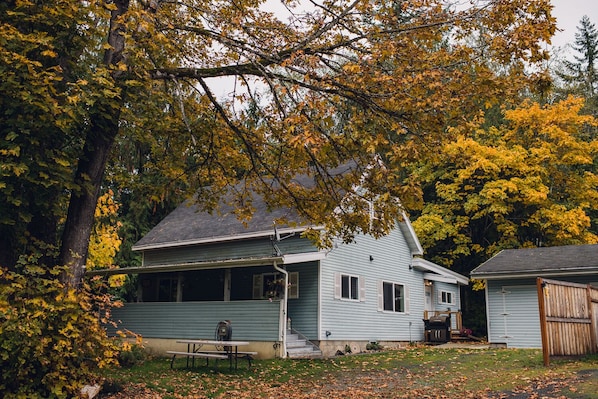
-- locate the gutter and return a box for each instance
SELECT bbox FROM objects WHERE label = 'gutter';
[273,260,288,359]
[86,256,284,276]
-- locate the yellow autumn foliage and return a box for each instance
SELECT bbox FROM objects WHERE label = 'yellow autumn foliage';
[413,97,598,272]
[86,190,124,287]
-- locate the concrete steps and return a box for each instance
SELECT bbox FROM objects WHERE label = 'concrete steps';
[286,329,323,359]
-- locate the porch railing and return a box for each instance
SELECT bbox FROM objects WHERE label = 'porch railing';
[423,310,463,334]
[107,300,282,341]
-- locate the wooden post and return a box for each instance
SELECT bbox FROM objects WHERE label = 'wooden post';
[588,285,598,354]
[537,277,550,366]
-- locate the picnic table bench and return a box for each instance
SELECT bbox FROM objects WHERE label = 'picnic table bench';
[167,340,257,370]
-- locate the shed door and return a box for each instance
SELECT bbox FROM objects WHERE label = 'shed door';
[489,285,540,348]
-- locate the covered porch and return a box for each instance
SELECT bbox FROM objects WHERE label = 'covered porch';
[91,256,321,358]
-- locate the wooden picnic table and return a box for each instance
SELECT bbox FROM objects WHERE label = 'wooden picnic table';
[167,339,256,371]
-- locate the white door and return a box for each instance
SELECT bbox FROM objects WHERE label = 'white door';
[424,283,433,312]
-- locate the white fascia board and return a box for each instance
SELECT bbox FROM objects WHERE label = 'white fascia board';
[132,231,275,251]
[422,272,459,285]
[398,212,424,256]
[282,251,327,264]
[411,257,469,285]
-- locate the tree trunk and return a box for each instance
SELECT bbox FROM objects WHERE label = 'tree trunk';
[59,107,121,286]
[59,0,129,287]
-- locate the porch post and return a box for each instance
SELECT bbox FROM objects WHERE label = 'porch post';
[223,269,231,302]
[176,273,183,302]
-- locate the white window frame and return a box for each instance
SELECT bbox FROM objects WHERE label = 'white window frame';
[334,272,366,302]
[288,271,299,299]
[378,280,410,313]
[438,289,455,305]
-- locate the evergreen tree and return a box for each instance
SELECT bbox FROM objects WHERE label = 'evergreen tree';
[556,15,598,115]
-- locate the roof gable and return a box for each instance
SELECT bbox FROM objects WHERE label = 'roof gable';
[470,244,598,279]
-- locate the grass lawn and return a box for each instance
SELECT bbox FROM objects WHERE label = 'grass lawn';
[99,345,598,399]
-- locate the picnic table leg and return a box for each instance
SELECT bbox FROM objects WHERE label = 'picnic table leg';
[186,343,191,368]
[234,346,238,370]
[224,346,233,371]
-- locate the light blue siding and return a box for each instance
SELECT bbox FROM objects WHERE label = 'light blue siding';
[143,236,318,266]
[432,281,461,331]
[287,262,319,339]
[108,300,281,341]
[486,280,541,348]
[126,225,463,347]
[319,227,427,342]
[433,281,461,312]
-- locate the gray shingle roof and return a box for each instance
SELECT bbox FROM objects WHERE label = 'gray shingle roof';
[132,195,302,250]
[132,164,357,251]
[470,244,598,279]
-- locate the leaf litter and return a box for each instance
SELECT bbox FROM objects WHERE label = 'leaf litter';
[99,347,597,399]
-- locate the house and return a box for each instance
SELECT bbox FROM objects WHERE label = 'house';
[99,180,468,358]
[470,244,598,349]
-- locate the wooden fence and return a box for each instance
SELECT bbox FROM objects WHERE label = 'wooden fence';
[537,277,598,366]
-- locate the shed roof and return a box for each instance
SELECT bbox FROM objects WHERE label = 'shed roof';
[470,244,598,280]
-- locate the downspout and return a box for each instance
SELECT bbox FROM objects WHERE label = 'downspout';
[273,260,288,358]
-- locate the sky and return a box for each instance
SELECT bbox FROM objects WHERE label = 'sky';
[550,0,598,51]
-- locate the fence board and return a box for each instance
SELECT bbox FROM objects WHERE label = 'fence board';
[537,278,598,366]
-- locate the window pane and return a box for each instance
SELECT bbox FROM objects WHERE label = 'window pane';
[394,284,404,312]
[350,276,359,300]
[440,291,452,304]
[341,275,350,299]
[383,282,394,311]
[288,272,299,299]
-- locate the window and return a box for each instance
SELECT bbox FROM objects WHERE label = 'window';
[334,273,365,301]
[252,272,299,299]
[378,281,409,313]
[438,290,455,305]
[342,274,359,300]
[140,273,181,302]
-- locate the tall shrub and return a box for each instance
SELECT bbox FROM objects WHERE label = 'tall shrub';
[0,264,120,398]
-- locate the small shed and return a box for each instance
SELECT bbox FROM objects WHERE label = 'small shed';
[470,244,598,348]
